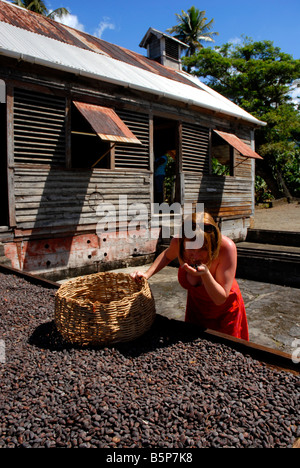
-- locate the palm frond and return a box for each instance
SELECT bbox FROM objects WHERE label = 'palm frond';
[12,0,26,7]
[27,0,48,14]
[47,7,69,19]
[12,0,69,18]
[166,6,219,57]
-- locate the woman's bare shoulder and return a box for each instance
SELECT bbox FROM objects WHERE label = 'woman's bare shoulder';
[220,235,237,257]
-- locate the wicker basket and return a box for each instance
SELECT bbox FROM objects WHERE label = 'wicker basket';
[54,271,156,346]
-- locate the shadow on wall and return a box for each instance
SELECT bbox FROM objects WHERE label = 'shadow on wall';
[19,167,95,275]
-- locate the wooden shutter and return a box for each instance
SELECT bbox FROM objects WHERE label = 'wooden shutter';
[182,123,210,173]
[13,88,66,165]
[114,110,149,170]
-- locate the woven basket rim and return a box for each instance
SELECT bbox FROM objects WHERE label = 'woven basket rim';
[56,271,148,308]
[55,271,156,345]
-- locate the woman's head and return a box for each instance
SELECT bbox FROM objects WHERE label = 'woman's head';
[179,212,221,267]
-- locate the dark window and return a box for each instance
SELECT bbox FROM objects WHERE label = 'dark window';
[211,131,234,176]
[149,36,161,60]
[153,116,177,204]
[165,37,179,60]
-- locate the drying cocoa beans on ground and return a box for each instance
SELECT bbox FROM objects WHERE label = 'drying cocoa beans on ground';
[0,272,299,448]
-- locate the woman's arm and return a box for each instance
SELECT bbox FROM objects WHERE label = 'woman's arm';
[130,237,179,281]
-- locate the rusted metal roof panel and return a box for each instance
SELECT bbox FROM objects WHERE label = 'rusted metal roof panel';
[73,101,142,145]
[0,1,88,49]
[0,0,197,88]
[214,130,263,159]
[0,1,265,127]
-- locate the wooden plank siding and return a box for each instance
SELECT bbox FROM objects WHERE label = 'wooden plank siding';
[182,126,254,219]
[184,174,252,218]
[14,167,151,231]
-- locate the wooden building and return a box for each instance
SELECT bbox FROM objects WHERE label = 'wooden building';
[0,1,265,280]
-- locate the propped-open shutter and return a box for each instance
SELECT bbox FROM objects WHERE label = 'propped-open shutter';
[182,123,210,173]
[13,88,66,165]
[213,130,263,159]
[73,101,142,145]
[114,110,149,169]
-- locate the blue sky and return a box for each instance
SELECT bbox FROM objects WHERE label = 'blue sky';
[48,0,300,59]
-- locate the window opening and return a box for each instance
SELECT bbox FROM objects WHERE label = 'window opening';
[72,103,142,170]
[153,117,177,205]
[71,103,111,169]
[0,80,9,226]
[211,131,234,176]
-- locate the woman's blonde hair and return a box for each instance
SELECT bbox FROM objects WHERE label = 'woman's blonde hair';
[178,212,222,268]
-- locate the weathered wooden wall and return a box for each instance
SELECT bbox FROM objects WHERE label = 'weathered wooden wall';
[4,167,158,278]
[14,167,151,231]
[184,174,252,218]
[182,126,254,218]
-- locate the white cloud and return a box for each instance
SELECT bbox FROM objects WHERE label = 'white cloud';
[54,12,85,32]
[228,37,243,46]
[94,17,115,39]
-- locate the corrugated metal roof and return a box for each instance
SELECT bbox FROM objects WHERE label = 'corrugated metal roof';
[214,130,263,159]
[0,0,197,88]
[0,1,265,127]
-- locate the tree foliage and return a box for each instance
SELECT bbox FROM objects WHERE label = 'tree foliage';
[12,0,69,19]
[184,37,300,199]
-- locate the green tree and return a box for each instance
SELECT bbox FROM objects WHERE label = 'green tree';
[12,0,69,19]
[257,104,300,198]
[184,37,300,199]
[166,6,219,57]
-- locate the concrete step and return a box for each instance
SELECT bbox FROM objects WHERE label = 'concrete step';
[236,241,300,288]
[246,229,300,247]
[237,242,300,261]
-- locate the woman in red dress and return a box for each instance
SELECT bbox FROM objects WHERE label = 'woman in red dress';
[131,212,249,341]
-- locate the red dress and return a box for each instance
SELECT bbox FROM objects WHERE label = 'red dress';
[178,267,249,341]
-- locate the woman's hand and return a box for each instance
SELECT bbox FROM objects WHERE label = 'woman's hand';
[181,263,208,276]
[130,270,148,282]
[130,239,179,284]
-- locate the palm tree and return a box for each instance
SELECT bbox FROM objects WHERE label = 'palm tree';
[12,0,69,20]
[166,6,219,57]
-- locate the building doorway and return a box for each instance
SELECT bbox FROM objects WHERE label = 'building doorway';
[153,117,178,205]
[0,80,8,226]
